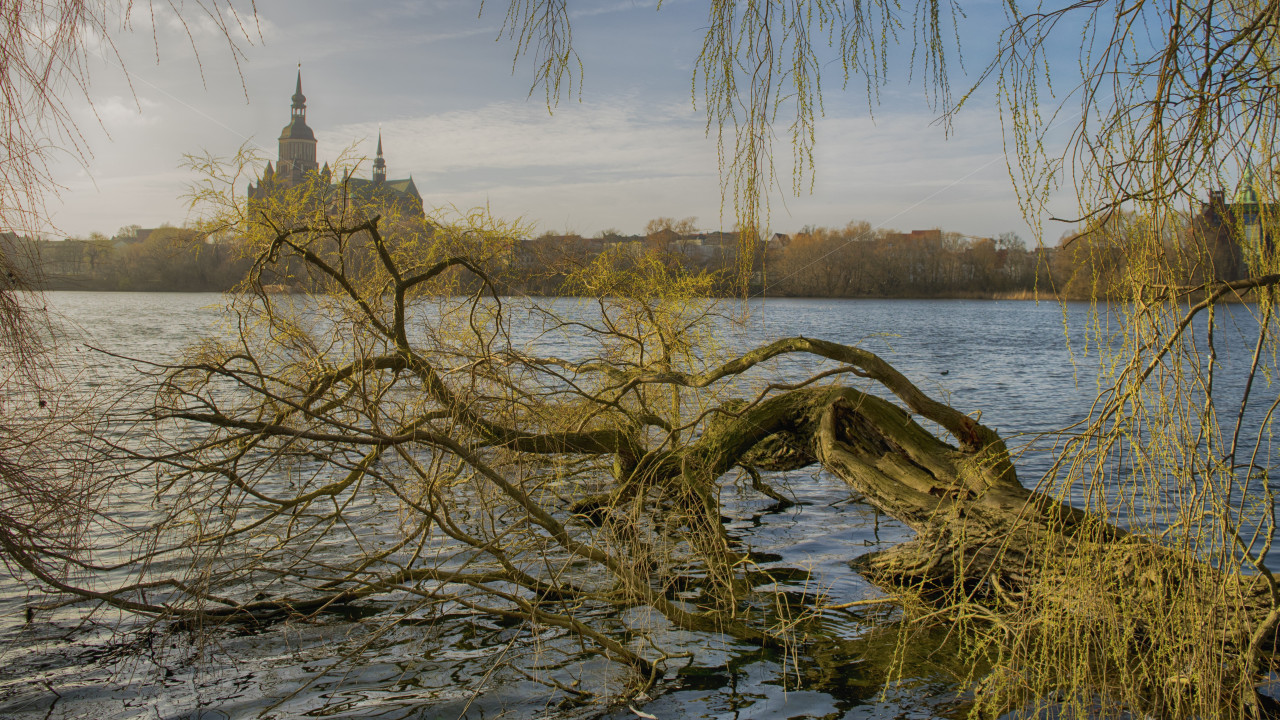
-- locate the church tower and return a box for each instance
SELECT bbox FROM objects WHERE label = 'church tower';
[276,70,318,182]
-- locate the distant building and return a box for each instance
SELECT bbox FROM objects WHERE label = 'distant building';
[1228,166,1275,248]
[884,229,942,245]
[248,71,423,216]
[114,227,154,249]
[1194,167,1276,280]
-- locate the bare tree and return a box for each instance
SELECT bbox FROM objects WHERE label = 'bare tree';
[0,0,259,603]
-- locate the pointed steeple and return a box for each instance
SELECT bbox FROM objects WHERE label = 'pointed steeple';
[372,129,387,184]
[263,160,274,179]
[320,161,331,183]
[291,69,306,118]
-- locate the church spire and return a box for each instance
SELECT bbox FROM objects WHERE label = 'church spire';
[372,129,387,184]
[291,69,307,120]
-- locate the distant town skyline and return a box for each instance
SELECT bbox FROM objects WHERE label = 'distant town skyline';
[46,0,1060,244]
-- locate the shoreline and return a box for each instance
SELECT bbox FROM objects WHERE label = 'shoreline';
[29,286,1260,304]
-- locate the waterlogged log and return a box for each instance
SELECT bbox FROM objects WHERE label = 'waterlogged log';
[692,361,1280,715]
[695,370,1258,620]
[697,383,1054,595]
[810,386,1078,595]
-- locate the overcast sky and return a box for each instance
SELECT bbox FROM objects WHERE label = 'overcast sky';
[44,0,1076,243]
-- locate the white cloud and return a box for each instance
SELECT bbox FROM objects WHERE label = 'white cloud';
[48,166,196,237]
[84,95,163,131]
[331,99,712,177]
[311,97,723,233]
[44,0,1067,244]
[297,96,1034,238]
[148,1,268,44]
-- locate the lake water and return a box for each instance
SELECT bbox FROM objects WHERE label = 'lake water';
[0,292,1270,719]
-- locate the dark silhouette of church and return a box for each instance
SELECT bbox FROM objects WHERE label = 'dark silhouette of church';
[248,71,424,216]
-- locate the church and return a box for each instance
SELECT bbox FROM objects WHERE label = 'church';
[1194,166,1276,281]
[247,71,424,216]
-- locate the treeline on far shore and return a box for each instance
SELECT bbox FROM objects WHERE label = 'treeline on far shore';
[1,213,1243,299]
[2,226,251,292]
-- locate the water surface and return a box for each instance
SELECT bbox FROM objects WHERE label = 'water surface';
[0,292,1268,719]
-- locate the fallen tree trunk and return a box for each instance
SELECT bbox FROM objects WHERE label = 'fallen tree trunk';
[641,337,1100,597]
[681,360,1280,717]
[695,372,1271,621]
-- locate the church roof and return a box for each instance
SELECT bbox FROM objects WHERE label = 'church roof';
[280,116,316,141]
[345,176,419,197]
[1235,165,1260,205]
[384,177,419,199]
